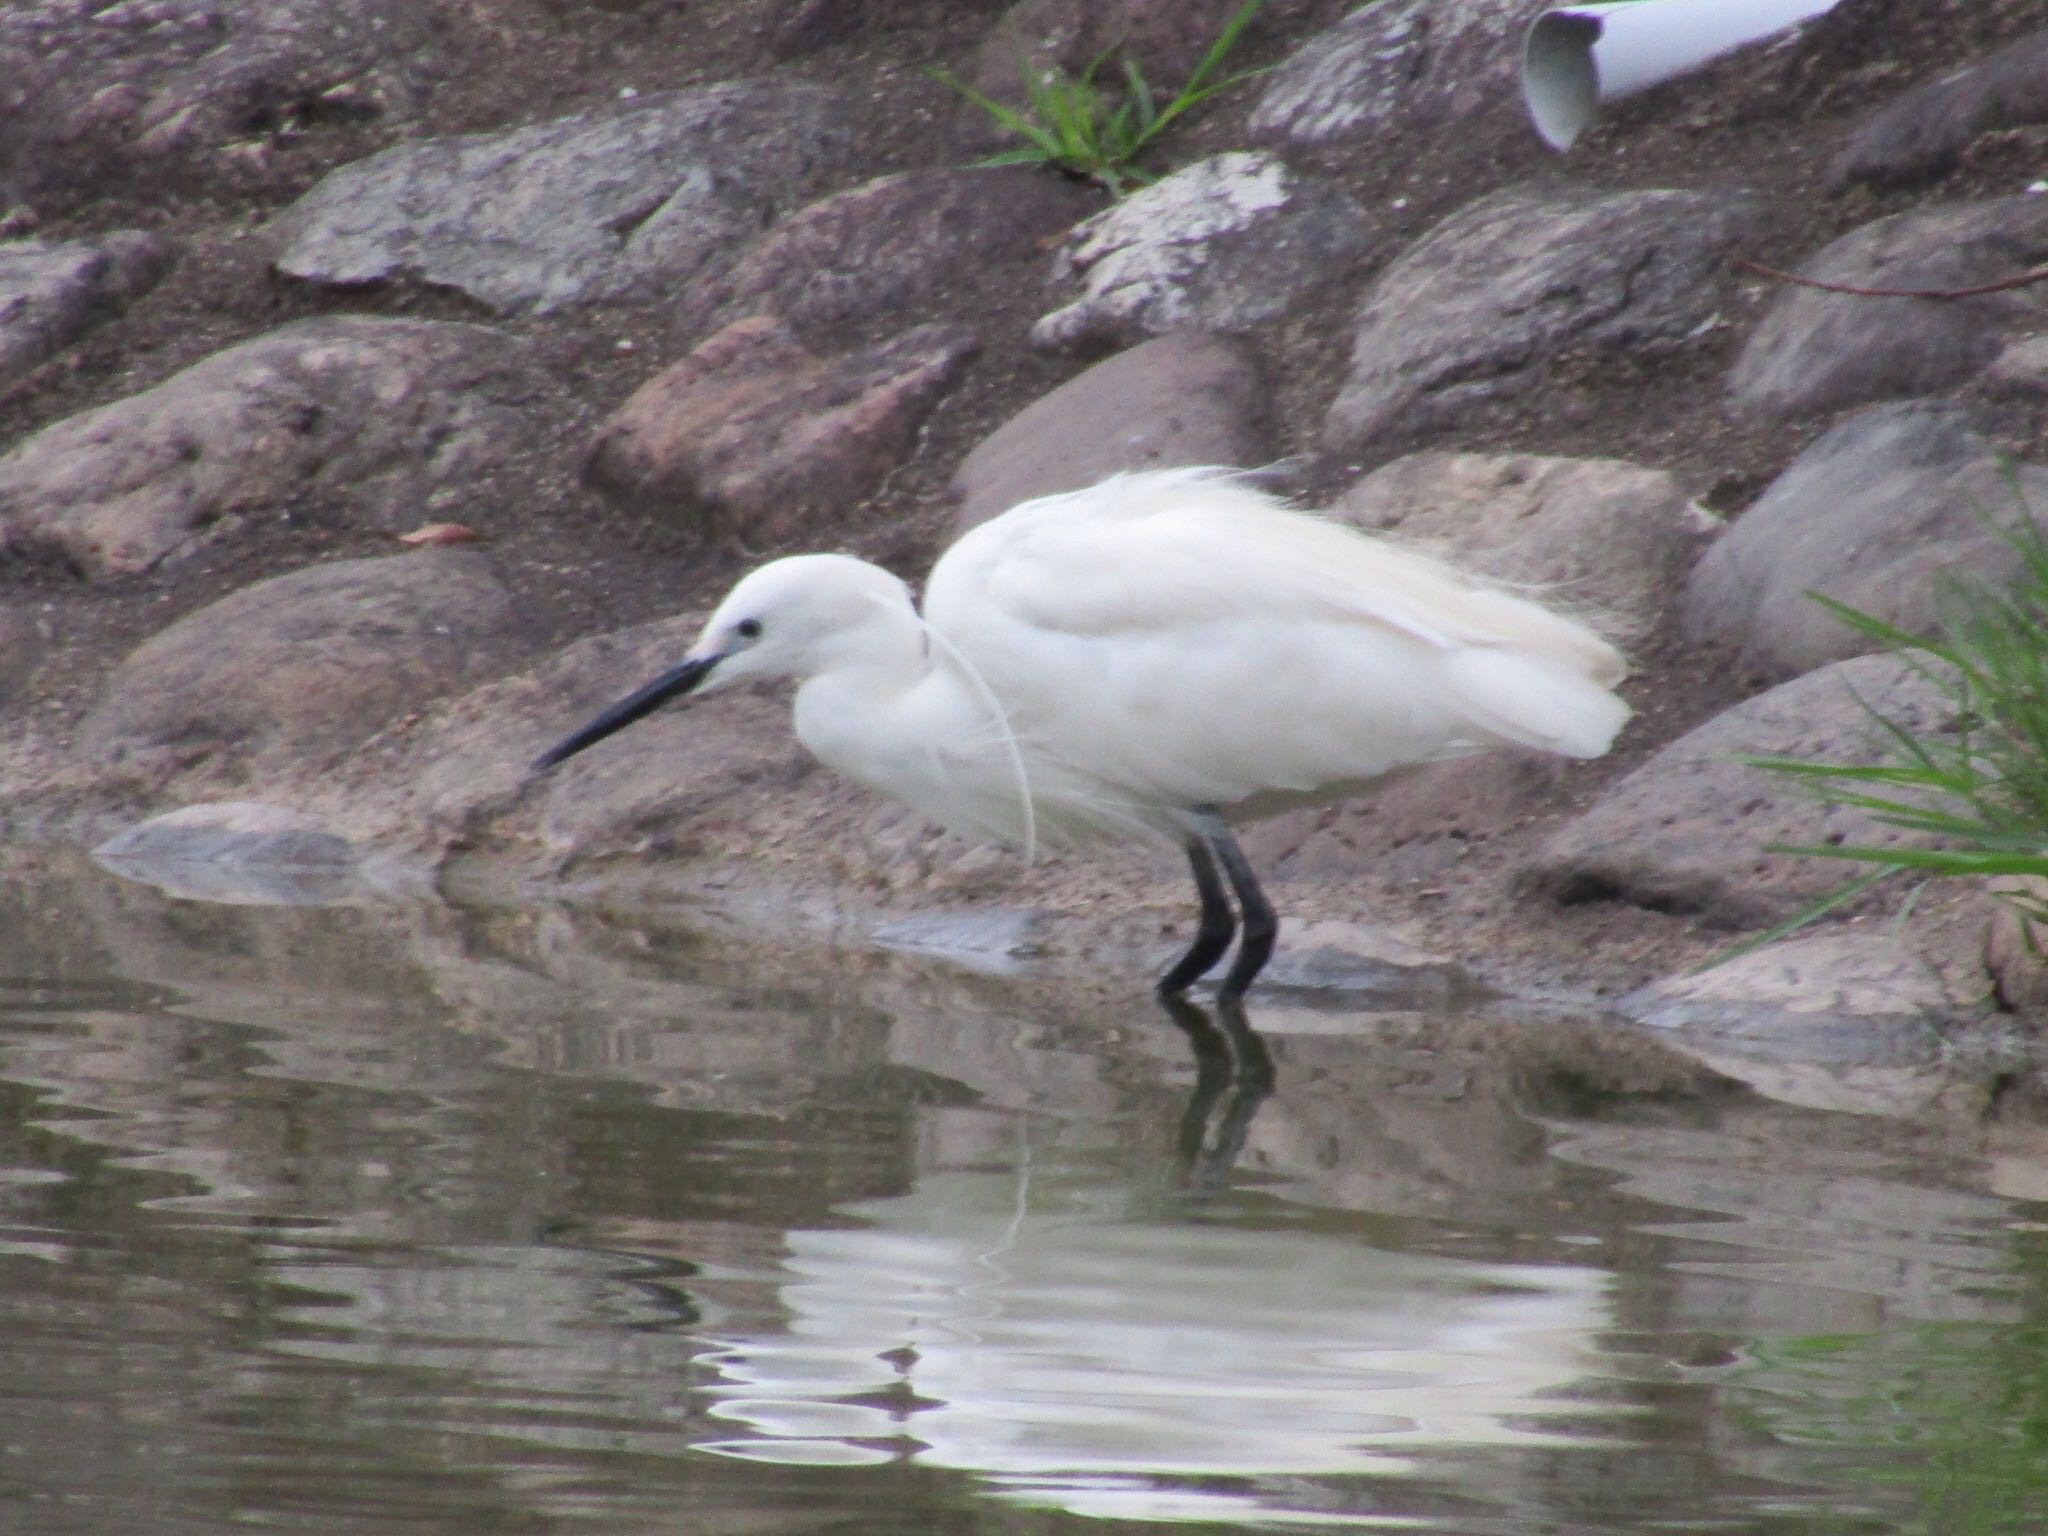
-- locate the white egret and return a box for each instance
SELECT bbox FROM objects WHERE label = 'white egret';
[533,468,1629,1000]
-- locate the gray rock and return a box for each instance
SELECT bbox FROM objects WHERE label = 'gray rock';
[0,232,172,383]
[1248,0,1527,152]
[1332,450,1720,647]
[951,333,1270,532]
[86,551,540,788]
[1032,152,1373,353]
[1624,934,1956,1118]
[0,316,562,579]
[1728,196,2048,422]
[683,167,1096,342]
[1324,183,1754,455]
[1530,653,1959,929]
[0,0,435,200]
[1830,30,2048,190]
[584,316,978,545]
[93,802,361,907]
[273,81,857,315]
[1682,401,2048,679]
[873,908,1047,975]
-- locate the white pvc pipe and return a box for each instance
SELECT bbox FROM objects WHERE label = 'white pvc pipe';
[1522,0,1844,151]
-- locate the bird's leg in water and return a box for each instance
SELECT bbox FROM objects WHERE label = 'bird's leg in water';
[1205,816,1277,1004]
[1157,834,1236,995]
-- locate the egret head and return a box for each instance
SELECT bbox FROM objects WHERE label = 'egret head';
[531,554,915,773]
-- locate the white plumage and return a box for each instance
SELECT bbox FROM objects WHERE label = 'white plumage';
[535,468,1629,1001]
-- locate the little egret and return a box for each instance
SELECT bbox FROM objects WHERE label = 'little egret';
[533,468,1629,1000]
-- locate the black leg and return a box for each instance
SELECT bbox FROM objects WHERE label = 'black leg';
[1156,834,1236,995]
[1206,819,1277,1005]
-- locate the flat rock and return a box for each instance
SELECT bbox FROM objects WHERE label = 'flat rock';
[0,233,172,384]
[1323,183,1755,455]
[1248,0,1527,152]
[1530,653,1959,929]
[272,80,857,315]
[85,551,540,789]
[1031,152,1373,354]
[92,802,361,907]
[1332,450,1720,647]
[683,167,1096,342]
[951,333,1270,532]
[0,0,436,201]
[1682,400,2048,679]
[1728,196,2048,422]
[584,316,977,544]
[0,316,562,580]
[873,908,1047,976]
[1624,933,1955,1118]
[1829,29,2048,190]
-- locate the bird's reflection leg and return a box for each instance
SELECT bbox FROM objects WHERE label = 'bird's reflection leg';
[1156,834,1237,995]
[1157,993,1275,1190]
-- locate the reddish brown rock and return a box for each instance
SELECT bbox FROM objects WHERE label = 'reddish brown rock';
[585,317,978,543]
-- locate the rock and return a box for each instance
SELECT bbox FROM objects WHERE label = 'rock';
[1682,401,2048,679]
[1031,152,1374,354]
[584,316,977,543]
[0,604,45,708]
[1530,653,1959,929]
[85,552,539,788]
[1982,335,2048,401]
[683,167,1095,342]
[0,316,562,580]
[1323,183,1755,456]
[770,0,871,58]
[1624,934,1955,1117]
[1829,29,2048,190]
[0,0,435,202]
[92,802,360,907]
[1982,877,2048,1012]
[1727,196,2048,422]
[272,80,857,315]
[873,908,1046,975]
[1332,451,1719,647]
[0,232,172,383]
[951,333,1270,531]
[1248,0,1528,153]
[1256,918,1466,1005]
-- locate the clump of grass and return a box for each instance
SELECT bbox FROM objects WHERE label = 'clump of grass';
[1746,486,2048,930]
[929,0,1268,196]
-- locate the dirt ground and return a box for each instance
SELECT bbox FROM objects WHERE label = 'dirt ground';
[5,0,2045,1001]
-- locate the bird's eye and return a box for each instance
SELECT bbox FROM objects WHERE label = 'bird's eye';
[735,618,763,640]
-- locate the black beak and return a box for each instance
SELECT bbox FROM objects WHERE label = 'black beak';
[531,653,722,773]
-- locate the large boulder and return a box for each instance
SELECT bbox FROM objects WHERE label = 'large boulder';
[1529,653,1960,929]
[1728,196,2048,422]
[1323,183,1755,455]
[1032,152,1373,354]
[950,333,1270,532]
[584,317,978,544]
[0,233,172,385]
[0,317,563,580]
[272,81,858,315]
[1332,451,1718,647]
[85,551,541,788]
[1682,401,2048,679]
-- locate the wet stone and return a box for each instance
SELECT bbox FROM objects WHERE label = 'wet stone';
[93,803,361,907]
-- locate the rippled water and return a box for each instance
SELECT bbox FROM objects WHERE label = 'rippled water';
[4,855,2048,1533]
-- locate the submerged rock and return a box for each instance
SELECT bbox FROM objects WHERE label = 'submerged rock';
[93,802,361,907]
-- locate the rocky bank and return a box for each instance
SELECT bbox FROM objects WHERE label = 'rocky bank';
[4,0,2048,1042]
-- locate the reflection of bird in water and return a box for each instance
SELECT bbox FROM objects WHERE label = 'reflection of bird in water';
[535,468,1629,998]
[1158,995,1272,1193]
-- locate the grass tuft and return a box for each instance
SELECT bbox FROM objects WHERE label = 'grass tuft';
[928,0,1268,196]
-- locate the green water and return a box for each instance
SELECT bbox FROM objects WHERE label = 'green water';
[2,857,2046,1533]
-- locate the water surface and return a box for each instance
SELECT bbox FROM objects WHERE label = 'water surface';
[2,859,2045,1533]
